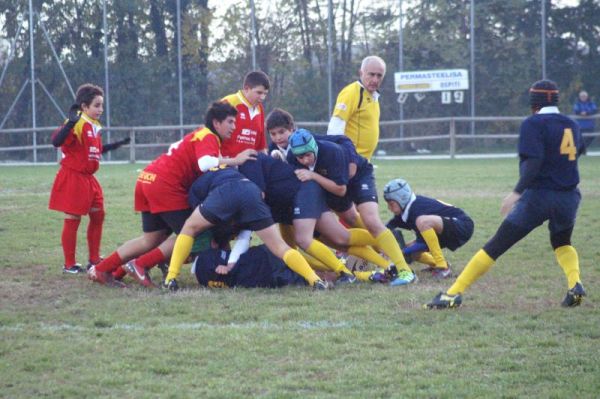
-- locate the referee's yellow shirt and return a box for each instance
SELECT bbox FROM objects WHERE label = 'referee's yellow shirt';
[332,81,380,160]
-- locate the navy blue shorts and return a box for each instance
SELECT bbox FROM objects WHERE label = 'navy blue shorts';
[326,164,378,212]
[439,215,475,251]
[505,188,580,234]
[199,180,274,231]
[141,208,192,234]
[272,181,328,225]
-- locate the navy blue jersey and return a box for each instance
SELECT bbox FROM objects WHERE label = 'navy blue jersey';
[238,153,300,207]
[287,139,349,186]
[518,112,582,191]
[387,195,467,232]
[188,167,244,208]
[315,134,368,171]
[194,245,306,288]
[387,195,473,251]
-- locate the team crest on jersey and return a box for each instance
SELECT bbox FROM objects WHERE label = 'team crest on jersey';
[240,113,247,120]
[294,207,300,215]
[336,103,347,111]
[361,184,369,190]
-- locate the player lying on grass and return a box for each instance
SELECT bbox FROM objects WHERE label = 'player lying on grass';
[87,102,256,287]
[163,166,332,291]
[426,79,587,309]
[286,128,416,286]
[383,178,474,279]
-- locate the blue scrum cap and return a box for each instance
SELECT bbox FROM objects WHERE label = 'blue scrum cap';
[289,129,318,156]
[383,178,414,209]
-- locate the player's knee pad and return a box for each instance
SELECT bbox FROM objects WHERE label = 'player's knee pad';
[483,220,530,260]
[89,209,105,224]
[550,227,573,249]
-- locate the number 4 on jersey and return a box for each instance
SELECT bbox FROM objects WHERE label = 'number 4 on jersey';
[560,128,577,161]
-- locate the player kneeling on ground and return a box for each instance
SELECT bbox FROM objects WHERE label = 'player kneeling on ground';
[426,79,587,309]
[164,166,331,291]
[383,178,474,279]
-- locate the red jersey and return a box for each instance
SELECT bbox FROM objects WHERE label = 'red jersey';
[53,115,103,175]
[144,127,221,193]
[220,91,266,157]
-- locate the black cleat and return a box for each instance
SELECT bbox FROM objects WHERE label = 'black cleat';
[313,280,333,290]
[561,282,586,307]
[63,264,85,274]
[163,278,179,292]
[425,291,462,309]
[336,272,357,285]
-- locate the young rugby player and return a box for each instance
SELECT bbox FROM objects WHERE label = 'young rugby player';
[426,80,587,309]
[164,166,332,290]
[220,71,270,158]
[49,83,129,274]
[88,102,256,287]
[287,129,417,286]
[383,178,474,279]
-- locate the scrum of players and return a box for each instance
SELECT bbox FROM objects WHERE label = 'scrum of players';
[51,58,586,309]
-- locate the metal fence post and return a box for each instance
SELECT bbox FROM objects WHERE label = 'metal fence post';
[449,118,456,159]
[129,130,136,163]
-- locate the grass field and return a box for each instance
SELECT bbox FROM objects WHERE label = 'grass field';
[1,157,599,398]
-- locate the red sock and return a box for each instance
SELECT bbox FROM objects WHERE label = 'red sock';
[95,251,123,273]
[61,218,81,267]
[112,266,127,280]
[87,210,105,264]
[135,247,166,270]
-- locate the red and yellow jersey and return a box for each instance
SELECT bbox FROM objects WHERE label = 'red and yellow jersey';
[144,127,221,193]
[220,91,266,157]
[57,115,103,175]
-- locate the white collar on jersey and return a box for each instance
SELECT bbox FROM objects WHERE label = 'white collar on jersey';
[237,91,261,119]
[401,193,417,223]
[357,80,380,102]
[538,106,560,114]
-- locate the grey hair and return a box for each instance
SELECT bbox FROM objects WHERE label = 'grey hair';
[360,56,386,73]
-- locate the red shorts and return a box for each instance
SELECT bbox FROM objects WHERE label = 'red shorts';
[134,170,189,213]
[49,166,104,215]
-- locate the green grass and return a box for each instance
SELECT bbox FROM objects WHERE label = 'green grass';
[1,158,599,398]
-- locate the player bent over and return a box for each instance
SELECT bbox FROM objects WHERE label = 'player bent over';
[383,178,474,279]
[88,102,255,287]
[164,167,331,290]
[287,129,416,286]
[426,79,586,309]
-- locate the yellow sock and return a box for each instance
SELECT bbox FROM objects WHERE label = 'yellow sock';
[348,228,377,246]
[348,246,389,268]
[375,229,410,272]
[415,252,436,267]
[166,234,194,281]
[354,271,374,282]
[300,251,330,272]
[306,240,350,275]
[283,249,320,285]
[447,249,495,295]
[353,214,367,229]
[555,245,580,289]
[279,224,297,248]
[421,228,447,268]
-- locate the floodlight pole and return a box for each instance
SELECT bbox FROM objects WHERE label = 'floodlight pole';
[327,0,333,114]
[250,0,257,70]
[541,0,546,79]
[29,0,37,162]
[398,0,404,142]
[177,0,184,137]
[103,0,112,158]
[469,0,475,136]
